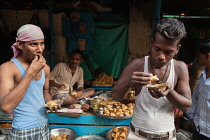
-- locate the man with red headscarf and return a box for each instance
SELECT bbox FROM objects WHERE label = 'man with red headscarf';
[0,24,58,139]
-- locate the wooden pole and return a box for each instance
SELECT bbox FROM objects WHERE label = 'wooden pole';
[48,0,55,69]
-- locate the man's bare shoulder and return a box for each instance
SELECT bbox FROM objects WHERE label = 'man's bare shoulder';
[0,61,17,71]
[174,59,188,77]
[130,57,144,65]
[44,64,50,73]
[56,63,66,67]
[174,59,187,69]
[127,57,145,69]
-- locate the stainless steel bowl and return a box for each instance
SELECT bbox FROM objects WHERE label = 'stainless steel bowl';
[45,99,63,108]
[0,128,11,135]
[50,128,76,140]
[106,126,129,140]
[75,135,106,140]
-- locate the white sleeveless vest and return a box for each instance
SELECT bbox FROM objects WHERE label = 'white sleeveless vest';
[131,56,175,133]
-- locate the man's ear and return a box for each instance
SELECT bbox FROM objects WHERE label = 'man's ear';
[16,41,23,50]
[176,44,181,54]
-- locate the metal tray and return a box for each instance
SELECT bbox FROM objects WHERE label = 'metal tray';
[50,112,83,117]
[106,126,129,140]
[92,110,132,120]
[45,99,63,108]
[93,85,113,88]
[75,135,106,140]
[51,128,76,140]
[0,128,11,135]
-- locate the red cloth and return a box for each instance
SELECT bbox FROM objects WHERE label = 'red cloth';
[173,107,183,118]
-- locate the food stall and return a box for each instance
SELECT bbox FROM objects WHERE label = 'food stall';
[48,112,131,136]
[49,88,134,138]
[0,88,134,139]
[0,111,131,138]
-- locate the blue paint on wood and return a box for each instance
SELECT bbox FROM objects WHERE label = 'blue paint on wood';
[50,125,118,136]
[0,120,12,123]
[0,111,131,137]
[48,114,131,125]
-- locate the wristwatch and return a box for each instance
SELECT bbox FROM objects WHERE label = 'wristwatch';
[78,98,88,105]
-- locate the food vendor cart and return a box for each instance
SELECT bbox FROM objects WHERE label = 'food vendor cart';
[48,112,131,136]
[0,110,131,137]
[0,88,134,138]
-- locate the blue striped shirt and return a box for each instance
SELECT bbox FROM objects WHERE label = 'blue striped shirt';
[187,70,210,138]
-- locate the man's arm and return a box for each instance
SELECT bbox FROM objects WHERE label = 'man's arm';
[44,65,61,111]
[76,88,95,100]
[187,85,199,119]
[49,80,66,90]
[77,68,84,91]
[43,65,52,103]
[49,64,66,90]
[112,58,151,101]
[0,56,46,114]
[166,61,192,111]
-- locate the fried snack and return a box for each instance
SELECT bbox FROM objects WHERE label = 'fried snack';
[70,91,77,96]
[112,127,118,133]
[51,134,56,140]
[59,133,63,137]
[47,101,58,107]
[51,133,69,140]
[0,123,12,128]
[92,73,114,86]
[111,126,128,140]
[147,83,170,92]
[151,75,159,81]
[56,136,62,140]
[98,98,135,117]
[121,126,128,132]
[123,88,135,101]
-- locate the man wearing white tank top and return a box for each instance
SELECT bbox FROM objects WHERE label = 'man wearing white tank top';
[112,18,192,140]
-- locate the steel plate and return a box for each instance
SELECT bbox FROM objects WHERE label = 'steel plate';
[106,126,129,140]
[75,135,106,140]
[92,110,132,120]
[45,99,63,108]
[0,128,11,135]
[93,85,113,88]
[51,128,76,140]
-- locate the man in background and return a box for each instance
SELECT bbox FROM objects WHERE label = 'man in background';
[50,49,94,107]
[187,39,210,140]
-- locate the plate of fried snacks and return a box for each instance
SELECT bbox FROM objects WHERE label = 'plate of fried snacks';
[147,83,171,92]
[91,98,134,119]
[45,99,63,108]
[0,123,12,134]
[92,73,115,87]
[106,126,128,140]
[51,128,76,140]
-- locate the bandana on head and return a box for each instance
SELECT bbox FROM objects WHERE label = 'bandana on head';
[11,24,44,58]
